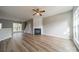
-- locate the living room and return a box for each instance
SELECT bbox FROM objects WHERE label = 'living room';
[0,6,79,52]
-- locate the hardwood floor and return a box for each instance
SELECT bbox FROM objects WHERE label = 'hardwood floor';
[0,33,78,52]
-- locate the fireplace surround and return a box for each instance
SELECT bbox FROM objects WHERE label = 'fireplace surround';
[34,28,41,35]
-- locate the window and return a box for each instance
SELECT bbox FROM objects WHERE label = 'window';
[13,23,22,32]
[73,7,79,42]
[0,23,2,29]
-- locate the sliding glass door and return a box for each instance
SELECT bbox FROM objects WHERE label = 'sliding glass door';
[13,23,22,32]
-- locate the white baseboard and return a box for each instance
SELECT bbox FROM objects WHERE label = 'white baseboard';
[43,33,70,39]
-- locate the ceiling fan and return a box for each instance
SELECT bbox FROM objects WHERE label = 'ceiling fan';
[32,8,45,16]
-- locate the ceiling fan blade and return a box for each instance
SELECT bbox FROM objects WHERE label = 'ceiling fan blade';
[33,13,37,15]
[40,10,45,12]
[40,13,42,16]
[36,8,39,11]
[32,9,37,12]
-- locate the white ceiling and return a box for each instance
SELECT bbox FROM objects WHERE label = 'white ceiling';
[0,6,73,22]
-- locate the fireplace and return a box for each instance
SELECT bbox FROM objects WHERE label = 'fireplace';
[34,28,41,35]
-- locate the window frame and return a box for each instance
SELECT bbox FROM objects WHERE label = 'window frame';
[13,23,22,32]
[0,23,2,29]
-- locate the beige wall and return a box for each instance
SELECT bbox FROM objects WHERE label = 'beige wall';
[43,11,73,39]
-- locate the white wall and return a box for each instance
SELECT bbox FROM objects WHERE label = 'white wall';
[0,28,12,41]
[33,16,43,34]
[43,11,73,39]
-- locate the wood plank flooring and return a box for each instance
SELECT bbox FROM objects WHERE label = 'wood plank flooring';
[0,33,78,52]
